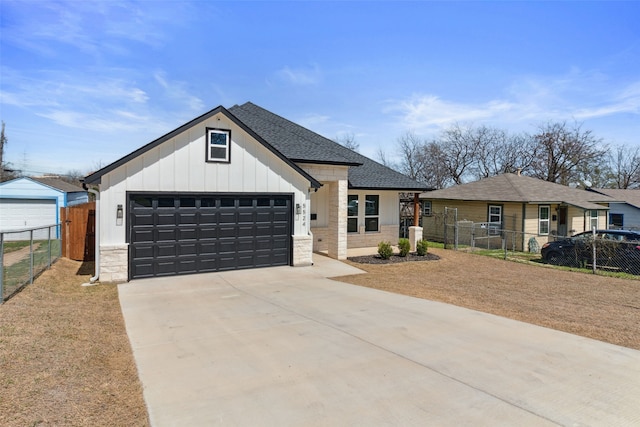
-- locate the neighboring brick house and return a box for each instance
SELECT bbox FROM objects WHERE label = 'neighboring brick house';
[420,173,614,251]
[84,102,426,281]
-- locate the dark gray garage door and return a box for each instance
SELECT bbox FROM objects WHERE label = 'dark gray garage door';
[129,194,292,279]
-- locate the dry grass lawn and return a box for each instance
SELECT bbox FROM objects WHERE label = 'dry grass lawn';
[1,248,639,425]
[337,247,640,351]
[0,258,149,427]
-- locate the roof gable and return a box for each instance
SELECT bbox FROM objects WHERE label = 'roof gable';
[84,105,321,188]
[421,173,613,210]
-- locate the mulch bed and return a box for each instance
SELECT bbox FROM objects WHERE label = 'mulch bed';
[348,252,440,264]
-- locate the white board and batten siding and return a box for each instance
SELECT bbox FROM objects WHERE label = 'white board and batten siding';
[99,112,312,247]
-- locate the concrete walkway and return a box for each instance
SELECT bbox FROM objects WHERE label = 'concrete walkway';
[119,255,640,426]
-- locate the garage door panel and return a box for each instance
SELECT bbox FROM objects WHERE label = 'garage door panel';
[237,226,255,237]
[272,224,289,235]
[219,212,237,223]
[256,212,272,222]
[177,212,197,224]
[156,213,176,226]
[132,213,154,226]
[129,194,292,279]
[179,243,197,256]
[199,227,218,240]
[156,228,178,241]
[178,228,197,240]
[131,245,154,259]
[132,229,154,243]
[199,212,218,224]
[198,240,218,253]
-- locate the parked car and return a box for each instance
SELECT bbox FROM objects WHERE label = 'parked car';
[541,230,640,274]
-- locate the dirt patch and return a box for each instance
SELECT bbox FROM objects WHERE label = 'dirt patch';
[338,247,640,350]
[0,258,149,427]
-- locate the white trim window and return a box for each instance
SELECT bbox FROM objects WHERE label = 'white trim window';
[539,205,550,235]
[206,128,231,163]
[365,195,379,232]
[347,195,358,233]
[590,210,598,230]
[423,201,432,216]
[488,205,502,225]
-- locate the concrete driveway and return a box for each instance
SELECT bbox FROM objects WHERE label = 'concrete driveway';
[119,255,640,426]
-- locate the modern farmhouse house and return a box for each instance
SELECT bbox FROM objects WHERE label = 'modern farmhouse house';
[84,102,426,281]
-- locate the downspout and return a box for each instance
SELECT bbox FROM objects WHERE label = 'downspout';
[83,185,100,285]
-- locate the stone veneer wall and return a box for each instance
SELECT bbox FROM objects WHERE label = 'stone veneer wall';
[99,245,128,283]
[312,224,398,251]
[347,225,398,248]
[292,234,313,266]
[326,180,348,260]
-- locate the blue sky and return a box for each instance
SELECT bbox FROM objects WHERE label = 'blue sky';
[1,1,639,176]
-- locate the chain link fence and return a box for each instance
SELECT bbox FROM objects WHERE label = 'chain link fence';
[1,224,62,304]
[438,218,640,276]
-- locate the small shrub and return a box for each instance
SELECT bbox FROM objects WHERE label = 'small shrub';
[416,239,429,256]
[377,241,393,259]
[398,238,410,257]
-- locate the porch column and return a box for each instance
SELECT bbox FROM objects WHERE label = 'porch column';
[409,192,423,252]
[327,179,347,260]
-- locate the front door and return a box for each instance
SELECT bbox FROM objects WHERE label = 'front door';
[557,206,568,237]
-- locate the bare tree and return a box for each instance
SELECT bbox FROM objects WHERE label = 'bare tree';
[421,140,452,189]
[0,122,19,182]
[528,121,607,185]
[609,145,640,189]
[439,123,481,185]
[334,132,359,152]
[61,170,86,186]
[396,131,426,180]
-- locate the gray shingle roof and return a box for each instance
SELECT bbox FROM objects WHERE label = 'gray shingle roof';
[588,188,640,209]
[420,173,613,210]
[31,177,85,193]
[229,102,427,191]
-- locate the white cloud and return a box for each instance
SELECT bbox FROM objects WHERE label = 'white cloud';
[277,64,322,85]
[386,72,640,135]
[385,95,518,131]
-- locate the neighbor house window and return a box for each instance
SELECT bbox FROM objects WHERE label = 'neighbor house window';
[423,201,432,216]
[488,205,502,225]
[365,195,379,232]
[590,210,599,230]
[347,195,358,233]
[206,128,231,162]
[609,213,624,228]
[539,205,550,235]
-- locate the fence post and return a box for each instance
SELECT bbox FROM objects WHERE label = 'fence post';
[30,230,34,284]
[592,226,597,274]
[453,208,458,250]
[444,208,448,249]
[48,226,52,269]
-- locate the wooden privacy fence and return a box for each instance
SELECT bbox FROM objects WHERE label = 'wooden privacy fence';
[61,201,95,261]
